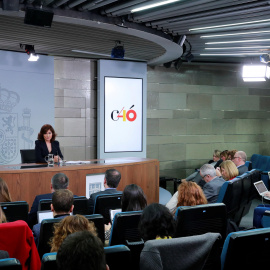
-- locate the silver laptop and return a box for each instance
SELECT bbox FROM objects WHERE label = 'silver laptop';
[37,210,54,223]
[254,180,270,199]
[109,208,121,223]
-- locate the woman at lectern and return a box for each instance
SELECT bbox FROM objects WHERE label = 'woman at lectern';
[35,124,63,163]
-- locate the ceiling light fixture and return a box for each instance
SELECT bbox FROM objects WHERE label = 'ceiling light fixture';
[20,44,39,62]
[131,0,180,13]
[242,65,270,81]
[201,30,270,38]
[206,39,270,45]
[205,46,270,50]
[190,18,270,31]
[200,53,261,56]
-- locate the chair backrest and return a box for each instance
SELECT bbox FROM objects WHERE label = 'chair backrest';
[94,193,122,224]
[175,203,227,243]
[84,214,105,243]
[42,245,131,270]
[0,202,29,222]
[41,253,57,270]
[104,245,131,270]
[20,149,36,163]
[140,233,222,270]
[38,196,88,215]
[0,258,22,270]
[221,228,270,270]
[109,211,143,246]
[38,218,60,258]
[216,179,242,220]
[38,214,105,258]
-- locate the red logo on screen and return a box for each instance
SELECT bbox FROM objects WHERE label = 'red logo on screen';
[111,105,137,122]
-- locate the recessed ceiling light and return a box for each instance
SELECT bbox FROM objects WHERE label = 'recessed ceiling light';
[190,18,270,31]
[206,39,270,45]
[205,46,270,50]
[131,0,180,13]
[201,30,270,38]
[200,53,261,56]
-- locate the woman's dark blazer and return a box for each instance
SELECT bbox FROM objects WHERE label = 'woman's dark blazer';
[35,140,63,163]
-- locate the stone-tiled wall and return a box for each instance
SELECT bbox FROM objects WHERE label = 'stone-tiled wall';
[54,57,97,161]
[54,57,270,179]
[147,64,270,179]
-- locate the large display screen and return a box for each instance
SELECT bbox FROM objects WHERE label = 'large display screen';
[104,77,143,152]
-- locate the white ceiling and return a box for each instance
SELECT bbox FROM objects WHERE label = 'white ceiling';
[1,0,270,66]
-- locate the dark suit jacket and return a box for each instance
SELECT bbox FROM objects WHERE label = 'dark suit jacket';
[88,189,122,215]
[28,193,78,229]
[35,140,63,163]
[28,193,53,229]
[203,177,225,203]
[238,164,248,176]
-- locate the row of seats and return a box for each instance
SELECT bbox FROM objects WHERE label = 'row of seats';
[3,227,268,270]
[216,169,260,226]
[0,194,123,226]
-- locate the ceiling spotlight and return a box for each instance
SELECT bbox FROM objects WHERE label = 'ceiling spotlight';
[260,54,270,64]
[20,44,39,62]
[111,41,125,59]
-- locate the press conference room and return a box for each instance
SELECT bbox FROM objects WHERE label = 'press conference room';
[0,0,269,269]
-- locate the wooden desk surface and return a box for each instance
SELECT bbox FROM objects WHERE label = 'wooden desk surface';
[0,157,159,206]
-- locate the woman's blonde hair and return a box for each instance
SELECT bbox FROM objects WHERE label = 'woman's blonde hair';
[220,160,239,180]
[213,150,221,158]
[0,178,11,202]
[177,180,207,210]
[50,214,97,252]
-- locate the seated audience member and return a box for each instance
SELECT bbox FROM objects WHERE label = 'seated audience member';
[220,150,229,161]
[232,151,248,175]
[200,164,225,203]
[216,160,238,181]
[105,184,147,241]
[32,189,74,246]
[227,149,237,160]
[88,169,122,214]
[139,203,176,241]
[0,178,12,202]
[28,173,70,228]
[166,180,207,214]
[121,184,147,212]
[56,231,108,270]
[185,150,222,183]
[50,215,97,252]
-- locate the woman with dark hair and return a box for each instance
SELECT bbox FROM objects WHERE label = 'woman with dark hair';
[0,178,11,202]
[121,184,147,212]
[35,124,63,163]
[105,184,147,242]
[139,203,176,241]
[50,215,97,252]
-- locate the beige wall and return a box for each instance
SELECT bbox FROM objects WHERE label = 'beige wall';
[54,57,270,179]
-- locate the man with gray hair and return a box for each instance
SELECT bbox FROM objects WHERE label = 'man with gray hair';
[200,164,225,203]
[232,151,248,175]
[28,173,71,228]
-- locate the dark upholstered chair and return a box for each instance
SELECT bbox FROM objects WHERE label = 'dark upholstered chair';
[221,228,270,270]
[20,149,35,163]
